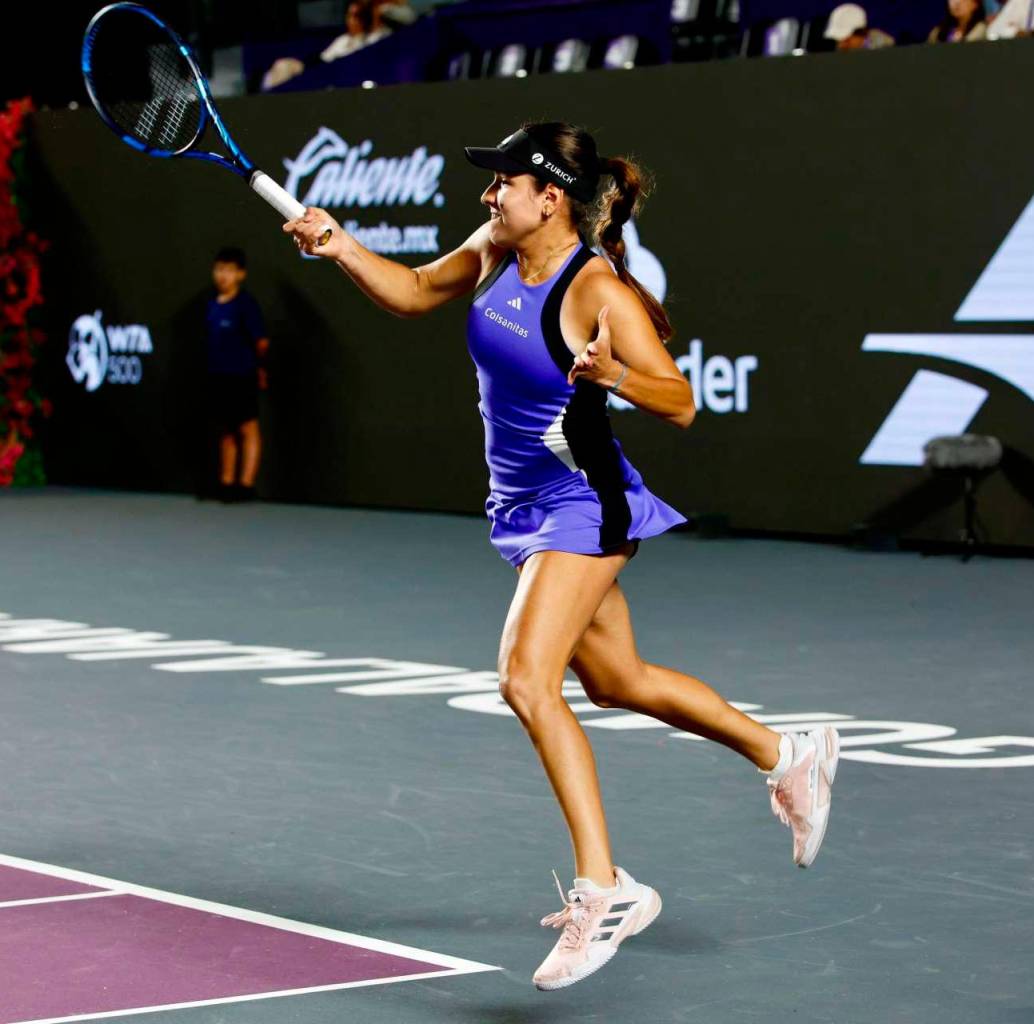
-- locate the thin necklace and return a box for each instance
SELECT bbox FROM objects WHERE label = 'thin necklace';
[518,238,579,284]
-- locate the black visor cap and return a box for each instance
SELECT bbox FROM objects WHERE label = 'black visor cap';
[464,129,599,204]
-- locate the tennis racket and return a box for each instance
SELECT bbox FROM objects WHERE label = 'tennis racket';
[81,2,332,246]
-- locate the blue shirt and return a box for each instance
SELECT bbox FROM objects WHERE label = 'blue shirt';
[205,290,266,376]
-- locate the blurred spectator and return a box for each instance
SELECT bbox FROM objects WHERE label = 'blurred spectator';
[263,58,306,90]
[987,0,1034,37]
[824,4,895,49]
[262,1,409,91]
[206,248,269,503]
[378,3,418,29]
[320,0,393,62]
[928,0,988,41]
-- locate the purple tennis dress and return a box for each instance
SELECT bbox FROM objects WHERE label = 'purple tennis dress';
[466,239,687,568]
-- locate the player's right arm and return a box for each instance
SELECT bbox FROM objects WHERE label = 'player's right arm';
[282,209,501,319]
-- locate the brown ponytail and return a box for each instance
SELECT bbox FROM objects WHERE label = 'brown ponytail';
[519,121,675,345]
[593,156,673,343]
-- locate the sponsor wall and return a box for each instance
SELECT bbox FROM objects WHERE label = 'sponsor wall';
[28,41,1034,546]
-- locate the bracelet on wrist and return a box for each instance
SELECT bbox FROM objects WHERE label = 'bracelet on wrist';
[608,362,629,394]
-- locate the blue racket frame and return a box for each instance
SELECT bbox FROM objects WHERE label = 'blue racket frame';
[82,2,254,177]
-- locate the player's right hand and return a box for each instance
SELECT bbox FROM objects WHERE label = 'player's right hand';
[283,206,344,259]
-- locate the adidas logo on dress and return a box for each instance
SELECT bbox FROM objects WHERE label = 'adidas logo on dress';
[506,297,523,311]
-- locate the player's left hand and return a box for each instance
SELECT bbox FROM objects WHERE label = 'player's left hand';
[567,306,623,388]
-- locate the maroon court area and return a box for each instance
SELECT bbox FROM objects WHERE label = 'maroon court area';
[0,863,457,1023]
[0,864,110,903]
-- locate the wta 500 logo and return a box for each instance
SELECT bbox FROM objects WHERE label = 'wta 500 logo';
[66,311,153,392]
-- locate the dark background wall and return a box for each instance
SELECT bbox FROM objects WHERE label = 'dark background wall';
[28,40,1034,546]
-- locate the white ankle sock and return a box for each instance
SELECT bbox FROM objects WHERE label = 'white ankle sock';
[760,733,794,779]
[573,873,619,894]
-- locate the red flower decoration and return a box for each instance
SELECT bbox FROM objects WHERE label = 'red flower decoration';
[0,97,50,485]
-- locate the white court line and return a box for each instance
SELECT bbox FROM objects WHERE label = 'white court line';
[7,969,473,1024]
[0,852,500,976]
[0,891,120,909]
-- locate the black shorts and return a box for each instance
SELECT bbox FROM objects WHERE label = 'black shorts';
[600,539,641,560]
[207,373,259,433]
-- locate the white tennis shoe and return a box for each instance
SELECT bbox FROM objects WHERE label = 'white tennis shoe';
[767,726,840,868]
[533,865,662,990]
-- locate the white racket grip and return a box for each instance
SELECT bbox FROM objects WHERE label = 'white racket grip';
[250,170,304,219]
[250,170,333,245]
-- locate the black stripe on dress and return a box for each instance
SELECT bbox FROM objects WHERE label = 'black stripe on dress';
[562,380,632,549]
[472,250,515,303]
[540,243,632,550]
[540,242,594,377]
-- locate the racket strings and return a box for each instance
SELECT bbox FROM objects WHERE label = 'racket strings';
[86,12,203,153]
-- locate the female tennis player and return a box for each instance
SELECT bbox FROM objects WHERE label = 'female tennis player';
[284,121,840,991]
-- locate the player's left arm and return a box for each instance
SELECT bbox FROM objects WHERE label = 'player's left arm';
[567,270,695,429]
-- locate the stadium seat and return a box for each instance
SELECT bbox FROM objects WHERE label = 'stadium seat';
[763,18,801,56]
[487,43,531,78]
[446,51,473,80]
[671,0,702,23]
[552,38,592,74]
[603,35,641,69]
[671,0,742,62]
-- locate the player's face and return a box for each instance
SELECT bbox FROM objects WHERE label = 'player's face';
[212,261,246,294]
[480,173,546,245]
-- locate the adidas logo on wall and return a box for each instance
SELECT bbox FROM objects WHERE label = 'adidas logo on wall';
[506,297,523,311]
[861,196,1034,466]
[860,196,1034,469]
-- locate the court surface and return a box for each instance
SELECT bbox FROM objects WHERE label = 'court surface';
[1,489,1032,1024]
